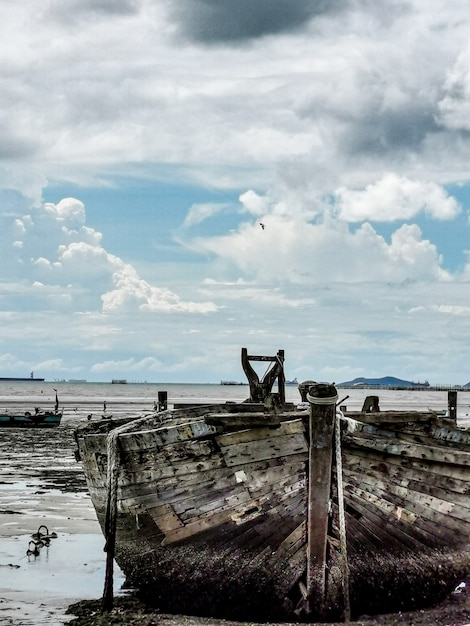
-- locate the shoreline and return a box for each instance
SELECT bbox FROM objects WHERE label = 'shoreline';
[65,591,470,626]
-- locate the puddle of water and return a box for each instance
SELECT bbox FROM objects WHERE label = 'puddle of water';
[0,481,33,491]
[0,532,125,625]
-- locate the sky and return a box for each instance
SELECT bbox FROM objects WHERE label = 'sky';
[2,1,470,385]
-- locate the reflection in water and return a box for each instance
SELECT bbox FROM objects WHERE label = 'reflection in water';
[0,533,125,625]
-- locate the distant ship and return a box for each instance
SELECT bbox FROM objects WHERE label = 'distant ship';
[0,372,44,382]
[112,379,128,384]
[220,380,244,385]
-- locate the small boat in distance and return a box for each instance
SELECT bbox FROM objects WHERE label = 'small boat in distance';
[111,379,127,384]
[0,410,62,427]
[0,390,62,428]
[220,380,244,385]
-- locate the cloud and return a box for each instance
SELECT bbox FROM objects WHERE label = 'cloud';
[43,197,87,225]
[239,190,270,217]
[200,279,316,308]
[437,45,470,131]
[101,263,217,313]
[46,0,142,22]
[1,198,217,314]
[191,190,451,284]
[2,0,470,194]
[335,174,461,222]
[90,356,163,374]
[183,202,227,227]
[168,0,339,44]
[2,1,470,383]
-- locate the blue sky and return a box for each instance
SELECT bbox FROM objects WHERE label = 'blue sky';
[2,1,470,384]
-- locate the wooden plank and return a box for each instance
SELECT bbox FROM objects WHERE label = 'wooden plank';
[343,488,440,549]
[205,412,281,428]
[351,420,470,452]
[172,486,253,520]
[351,469,470,525]
[118,420,218,451]
[347,432,470,466]
[343,453,470,505]
[347,482,468,544]
[161,493,255,544]
[119,467,239,511]
[215,419,305,446]
[126,453,226,478]
[340,507,387,553]
[430,423,470,447]
[148,503,184,532]
[218,432,308,466]
[272,520,306,558]
[345,446,470,482]
[345,411,435,424]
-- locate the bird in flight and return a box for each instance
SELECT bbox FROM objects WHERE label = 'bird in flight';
[259,223,265,230]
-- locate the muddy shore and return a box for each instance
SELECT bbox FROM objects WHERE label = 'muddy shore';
[1,404,470,625]
[65,591,470,626]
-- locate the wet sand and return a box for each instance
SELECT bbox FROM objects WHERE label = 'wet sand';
[1,403,470,625]
[0,409,126,626]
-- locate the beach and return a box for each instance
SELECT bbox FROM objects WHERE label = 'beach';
[0,406,127,626]
[1,383,470,625]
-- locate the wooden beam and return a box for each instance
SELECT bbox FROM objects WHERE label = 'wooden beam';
[305,382,337,618]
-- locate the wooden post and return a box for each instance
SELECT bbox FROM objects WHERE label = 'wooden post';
[306,382,337,618]
[277,350,286,405]
[448,390,457,422]
[158,391,168,412]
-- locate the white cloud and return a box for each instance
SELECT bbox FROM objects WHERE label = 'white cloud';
[239,190,270,217]
[101,263,217,313]
[90,356,164,375]
[432,305,470,316]
[192,213,449,284]
[44,198,87,225]
[437,45,470,132]
[183,202,227,227]
[1,198,217,314]
[335,174,461,222]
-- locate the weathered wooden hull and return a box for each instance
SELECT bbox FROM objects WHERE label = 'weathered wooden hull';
[75,403,470,621]
[0,411,62,427]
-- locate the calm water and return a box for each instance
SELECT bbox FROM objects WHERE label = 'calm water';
[1,379,469,418]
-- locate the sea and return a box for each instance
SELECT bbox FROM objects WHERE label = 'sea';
[0,380,469,625]
[2,379,469,415]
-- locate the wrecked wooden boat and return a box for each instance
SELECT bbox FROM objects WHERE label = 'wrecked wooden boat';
[74,350,470,622]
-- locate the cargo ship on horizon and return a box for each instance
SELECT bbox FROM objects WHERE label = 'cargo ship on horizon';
[0,372,45,382]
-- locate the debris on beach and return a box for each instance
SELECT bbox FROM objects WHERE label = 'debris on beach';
[26,524,58,557]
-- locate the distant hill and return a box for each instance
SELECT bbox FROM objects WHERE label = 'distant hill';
[337,376,430,388]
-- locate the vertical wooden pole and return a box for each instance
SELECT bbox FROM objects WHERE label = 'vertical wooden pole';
[158,391,168,412]
[448,390,457,423]
[277,349,286,405]
[306,382,337,618]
